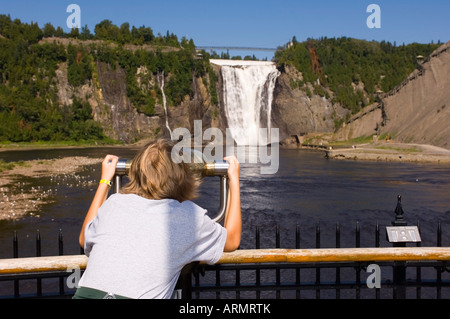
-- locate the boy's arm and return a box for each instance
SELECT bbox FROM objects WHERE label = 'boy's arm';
[223,156,241,252]
[78,155,118,248]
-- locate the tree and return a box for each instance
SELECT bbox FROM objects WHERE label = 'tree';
[68,28,80,39]
[54,26,65,37]
[24,21,43,44]
[137,25,154,43]
[94,19,119,41]
[67,44,92,86]
[80,25,92,40]
[43,22,56,37]
[119,22,131,43]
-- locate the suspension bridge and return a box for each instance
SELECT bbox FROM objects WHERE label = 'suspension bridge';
[196,46,278,52]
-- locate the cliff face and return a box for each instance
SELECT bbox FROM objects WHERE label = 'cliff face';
[55,60,215,143]
[166,75,218,138]
[335,41,450,149]
[271,65,349,141]
[381,42,450,148]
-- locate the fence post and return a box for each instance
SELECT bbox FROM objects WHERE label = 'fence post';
[392,195,407,299]
[36,230,42,296]
[13,231,19,298]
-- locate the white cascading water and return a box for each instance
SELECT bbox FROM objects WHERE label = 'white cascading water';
[211,59,280,145]
[157,71,172,139]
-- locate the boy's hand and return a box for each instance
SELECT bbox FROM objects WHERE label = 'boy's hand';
[224,155,240,184]
[101,155,119,181]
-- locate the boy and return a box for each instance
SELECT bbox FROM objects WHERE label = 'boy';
[74,139,241,299]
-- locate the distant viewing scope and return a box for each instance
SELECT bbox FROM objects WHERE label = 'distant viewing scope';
[113,148,229,223]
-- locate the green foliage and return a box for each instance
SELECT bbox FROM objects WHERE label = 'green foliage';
[0,15,109,142]
[208,66,219,106]
[0,159,16,172]
[276,37,439,114]
[66,19,183,47]
[125,65,156,116]
[60,98,106,141]
[0,15,43,44]
[67,44,93,86]
[276,42,317,83]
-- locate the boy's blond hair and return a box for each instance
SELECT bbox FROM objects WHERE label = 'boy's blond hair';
[121,139,201,202]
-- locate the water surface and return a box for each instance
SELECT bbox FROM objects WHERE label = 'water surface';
[1,147,448,258]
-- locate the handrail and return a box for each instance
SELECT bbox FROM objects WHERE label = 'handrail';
[1,247,449,275]
[0,255,87,274]
[215,247,450,264]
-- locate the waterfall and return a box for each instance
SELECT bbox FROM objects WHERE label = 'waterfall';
[211,59,280,145]
[157,71,172,140]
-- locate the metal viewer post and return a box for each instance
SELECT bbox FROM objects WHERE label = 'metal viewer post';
[113,158,229,223]
[198,160,229,223]
[113,159,132,194]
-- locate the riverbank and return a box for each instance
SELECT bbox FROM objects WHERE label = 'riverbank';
[280,134,450,164]
[0,140,127,152]
[324,141,450,164]
[0,156,102,220]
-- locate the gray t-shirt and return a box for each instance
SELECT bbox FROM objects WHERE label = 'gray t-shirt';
[78,193,227,299]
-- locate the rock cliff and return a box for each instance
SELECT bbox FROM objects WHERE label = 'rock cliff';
[271,65,349,141]
[54,59,216,143]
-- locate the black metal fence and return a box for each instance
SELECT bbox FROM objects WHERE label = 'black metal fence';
[0,229,81,298]
[188,222,449,299]
[2,223,448,299]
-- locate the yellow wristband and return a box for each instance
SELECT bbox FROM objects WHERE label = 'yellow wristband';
[99,179,112,187]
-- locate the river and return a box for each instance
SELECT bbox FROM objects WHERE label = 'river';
[0,146,448,260]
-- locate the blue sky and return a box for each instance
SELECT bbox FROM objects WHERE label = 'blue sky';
[1,0,449,59]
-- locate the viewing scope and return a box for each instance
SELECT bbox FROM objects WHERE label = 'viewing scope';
[113,148,229,223]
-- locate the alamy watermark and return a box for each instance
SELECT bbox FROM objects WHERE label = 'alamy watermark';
[366,4,381,29]
[366,263,381,288]
[66,266,81,289]
[66,4,81,29]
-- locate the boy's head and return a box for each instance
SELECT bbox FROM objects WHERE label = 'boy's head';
[121,139,201,202]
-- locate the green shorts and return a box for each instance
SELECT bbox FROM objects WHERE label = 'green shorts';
[73,286,132,299]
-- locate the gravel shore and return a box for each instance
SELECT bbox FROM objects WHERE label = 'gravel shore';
[325,142,450,164]
[0,157,102,220]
